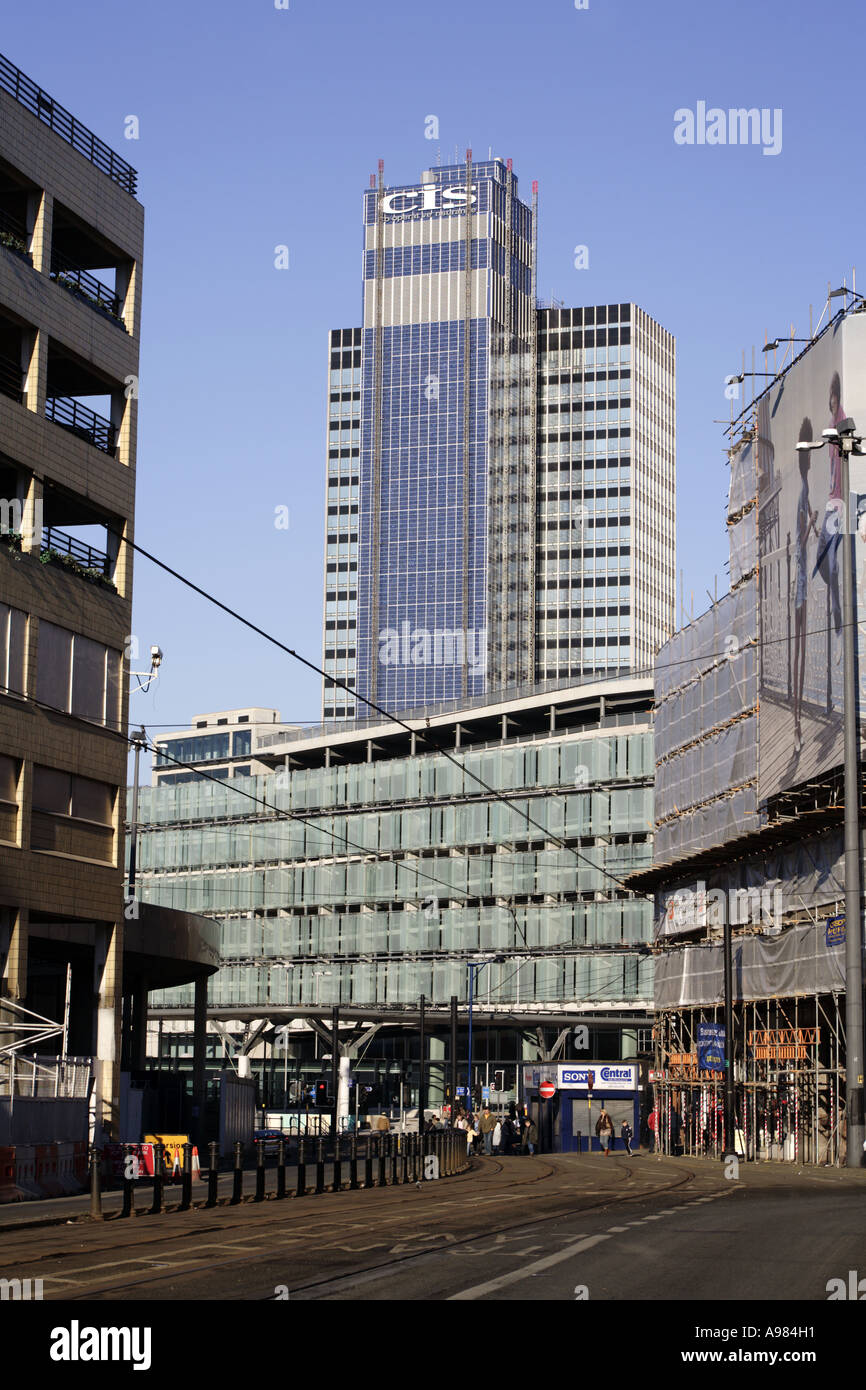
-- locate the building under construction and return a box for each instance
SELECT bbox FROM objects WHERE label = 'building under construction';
[631,294,866,1165]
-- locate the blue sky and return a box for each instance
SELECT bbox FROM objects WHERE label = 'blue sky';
[4,0,864,776]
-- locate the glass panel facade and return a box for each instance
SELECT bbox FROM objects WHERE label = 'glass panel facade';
[139,717,654,1012]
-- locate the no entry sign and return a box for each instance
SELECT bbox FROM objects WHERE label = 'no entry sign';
[539,1080,556,1100]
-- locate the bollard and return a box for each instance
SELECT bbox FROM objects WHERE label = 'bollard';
[390,1131,398,1185]
[276,1138,286,1200]
[411,1132,419,1183]
[255,1139,266,1203]
[230,1141,243,1206]
[296,1136,307,1198]
[332,1133,342,1193]
[377,1133,387,1188]
[150,1145,163,1216]
[364,1133,374,1189]
[399,1133,407,1184]
[121,1144,134,1218]
[315,1136,325,1195]
[88,1145,103,1220]
[418,1130,425,1183]
[206,1141,219,1208]
[180,1143,193,1211]
[349,1131,359,1190]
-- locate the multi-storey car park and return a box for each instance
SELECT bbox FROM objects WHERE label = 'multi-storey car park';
[0,52,216,1148]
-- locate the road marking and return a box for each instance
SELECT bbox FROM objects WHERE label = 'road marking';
[607,1226,629,1233]
[448,1234,611,1300]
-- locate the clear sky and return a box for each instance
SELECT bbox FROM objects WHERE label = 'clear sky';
[4,0,864,779]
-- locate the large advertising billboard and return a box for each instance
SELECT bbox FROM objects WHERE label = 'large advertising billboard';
[757,312,866,800]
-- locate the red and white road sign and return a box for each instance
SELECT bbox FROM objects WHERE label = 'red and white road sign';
[539,1081,556,1100]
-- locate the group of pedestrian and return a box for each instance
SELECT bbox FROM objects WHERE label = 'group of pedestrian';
[595,1108,633,1155]
[454,1105,538,1156]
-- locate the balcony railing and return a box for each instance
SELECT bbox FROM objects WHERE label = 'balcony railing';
[41,525,110,576]
[0,206,31,263]
[45,395,115,455]
[50,251,124,327]
[0,352,24,403]
[0,52,137,197]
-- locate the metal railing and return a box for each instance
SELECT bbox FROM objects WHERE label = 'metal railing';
[0,1053,92,1099]
[0,352,24,403]
[50,251,123,326]
[45,395,115,455]
[0,52,137,197]
[42,525,110,575]
[0,206,30,261]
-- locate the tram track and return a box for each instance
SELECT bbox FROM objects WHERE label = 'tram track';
[10,1155,709,1301]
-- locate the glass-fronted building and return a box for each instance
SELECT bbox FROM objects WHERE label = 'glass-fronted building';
[136,677,656,1100]
[321,158,675,722]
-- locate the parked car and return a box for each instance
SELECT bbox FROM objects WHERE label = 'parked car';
[253,1128,286,1156]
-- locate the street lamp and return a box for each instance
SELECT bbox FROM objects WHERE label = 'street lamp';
[467,953,505,1107]
[797,416,866,1166]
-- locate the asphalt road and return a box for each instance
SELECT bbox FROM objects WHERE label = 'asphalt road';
[2,1154,865,1303]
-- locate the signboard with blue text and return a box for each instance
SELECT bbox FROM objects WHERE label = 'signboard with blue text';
[697,1023,726,1072]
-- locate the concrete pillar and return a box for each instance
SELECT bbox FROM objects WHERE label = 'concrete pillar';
[428,1036,445,1106]
[338,1055,351,1130]
[93,921,123,1144]
[2,906,28,1001]
[28,189,52,275]
[621,1029,637,1061]
[130,976,148,1071]
[192,975,208,1153]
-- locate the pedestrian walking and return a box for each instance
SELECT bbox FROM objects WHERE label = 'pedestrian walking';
[595,1108,615,1156]
[522,1118,538,1156]
[479,1105,497,1155]
[620,1119,633,1155]
[492,1119,502,1154]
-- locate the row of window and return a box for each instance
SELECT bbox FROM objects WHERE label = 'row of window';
[1,602,121,728]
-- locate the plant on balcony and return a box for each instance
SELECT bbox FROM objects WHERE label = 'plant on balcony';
[0,229,29,261]
[53,272,122,325]
[39,546,116,593]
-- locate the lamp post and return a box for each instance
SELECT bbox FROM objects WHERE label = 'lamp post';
[126,727,147,898]
[467,954,505,1108]
[797,415,865,1166]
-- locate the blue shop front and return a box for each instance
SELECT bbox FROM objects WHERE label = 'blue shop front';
[523,1063,640,1153]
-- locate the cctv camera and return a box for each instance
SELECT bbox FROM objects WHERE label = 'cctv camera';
[150,645,163,666]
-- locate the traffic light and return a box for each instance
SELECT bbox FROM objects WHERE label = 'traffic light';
[315,1080,329,1108]
[493,1069,505,1092]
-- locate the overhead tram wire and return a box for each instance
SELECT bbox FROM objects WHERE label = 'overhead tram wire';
[111,532,648,898]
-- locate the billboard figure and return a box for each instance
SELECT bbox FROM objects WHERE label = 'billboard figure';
[793,418,820,755]
[812,372,846,643]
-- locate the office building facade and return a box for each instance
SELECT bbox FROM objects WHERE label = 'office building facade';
[321,157,675,721]
[136,677,656,1103]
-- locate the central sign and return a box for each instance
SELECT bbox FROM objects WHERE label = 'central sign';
[381,185,477,214]
[557,1064,637,1092]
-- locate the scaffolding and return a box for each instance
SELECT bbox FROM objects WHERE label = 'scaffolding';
[652,992,846,1165]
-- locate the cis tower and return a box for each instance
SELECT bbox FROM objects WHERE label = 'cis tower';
[322,155,675,720]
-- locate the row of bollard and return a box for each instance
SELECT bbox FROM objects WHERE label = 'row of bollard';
[88,1127,467,1218]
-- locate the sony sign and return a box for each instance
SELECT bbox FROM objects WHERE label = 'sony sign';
[381,185,476,215]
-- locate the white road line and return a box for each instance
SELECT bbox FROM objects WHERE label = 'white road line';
[448,1233,611,1300]
[607,1226,629,1233]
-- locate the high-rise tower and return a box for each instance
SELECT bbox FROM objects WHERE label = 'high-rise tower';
[321,159,675,721]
